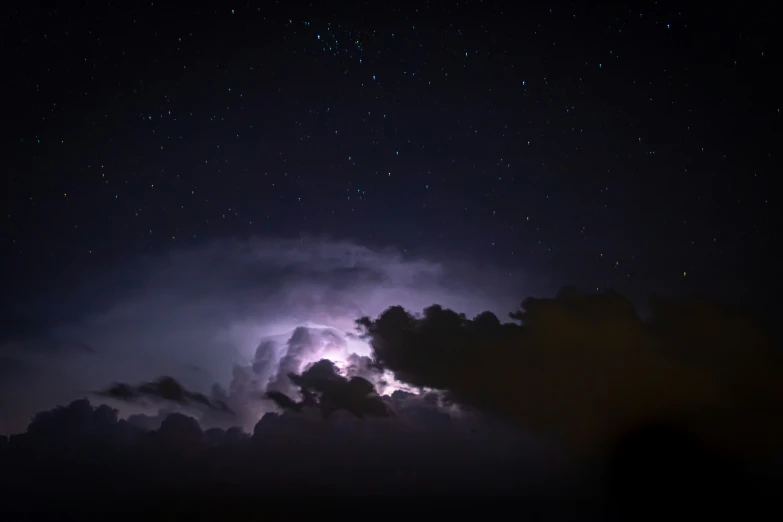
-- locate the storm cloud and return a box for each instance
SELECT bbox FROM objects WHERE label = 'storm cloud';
[2,259,782,516]
[0,237,530,434]
[356,287,783,466]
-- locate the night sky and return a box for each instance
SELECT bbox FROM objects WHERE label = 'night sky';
[1,1,781,513]
[6,2,777,312]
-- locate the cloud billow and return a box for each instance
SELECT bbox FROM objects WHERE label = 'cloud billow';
[2,238,782,516]
[0,237,527,435]
[356,287,783,466]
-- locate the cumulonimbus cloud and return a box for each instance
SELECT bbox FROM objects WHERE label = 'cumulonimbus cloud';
[0,236,532,434]
[3,251,783,509]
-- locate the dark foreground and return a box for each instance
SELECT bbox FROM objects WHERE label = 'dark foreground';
[1,470,780,522]
[2,413,781,521]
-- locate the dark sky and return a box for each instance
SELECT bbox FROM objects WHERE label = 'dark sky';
[4,2,776,314]
[1,4,782,512]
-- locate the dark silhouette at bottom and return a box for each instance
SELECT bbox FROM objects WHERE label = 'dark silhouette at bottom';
[602,418,773,520]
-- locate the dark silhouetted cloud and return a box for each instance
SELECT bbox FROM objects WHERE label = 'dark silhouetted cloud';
[356,287,783,465]
[95,376,233,414]
[264,358,392,419]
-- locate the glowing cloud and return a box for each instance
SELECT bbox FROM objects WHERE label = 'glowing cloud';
[0,237,534,434]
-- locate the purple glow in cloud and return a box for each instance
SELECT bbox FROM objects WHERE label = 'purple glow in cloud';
[0,237,536,434]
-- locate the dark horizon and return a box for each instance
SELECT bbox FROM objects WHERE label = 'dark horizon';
[2,285,782,519]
